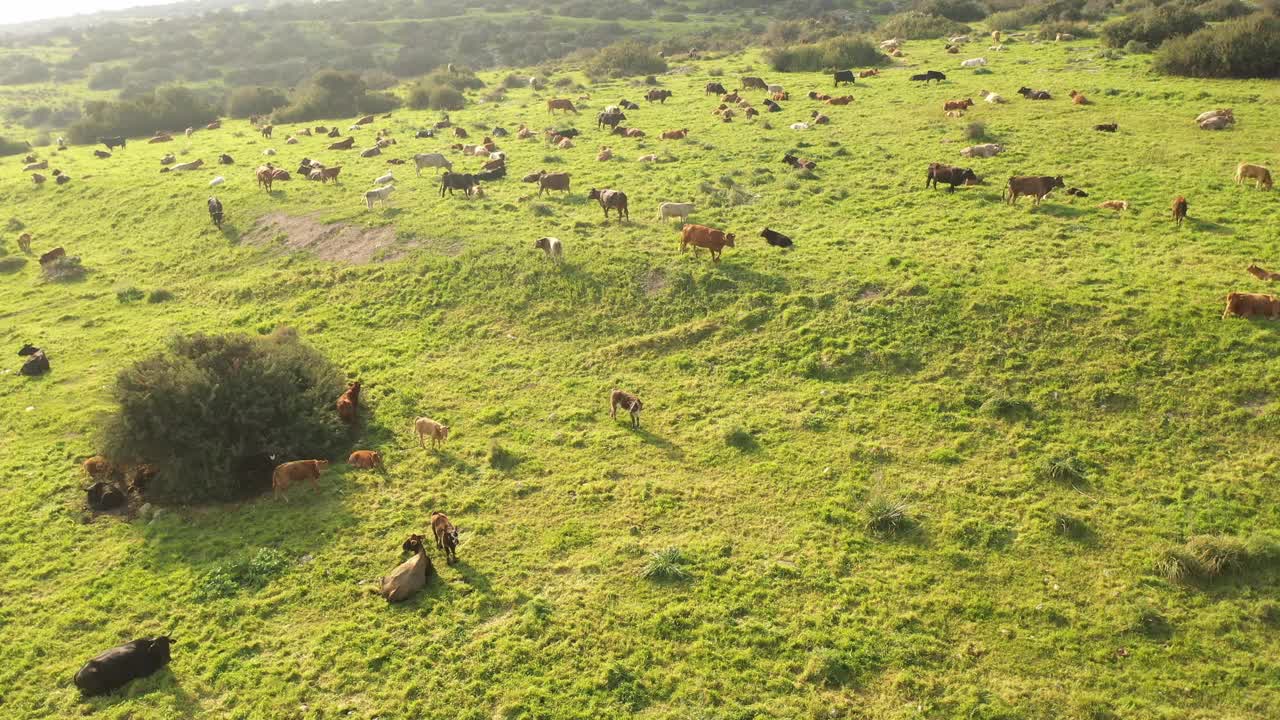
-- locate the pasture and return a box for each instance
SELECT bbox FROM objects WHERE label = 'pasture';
[1,37,1279,720]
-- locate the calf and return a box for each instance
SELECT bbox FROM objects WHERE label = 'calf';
[1172,196,1188,226]
[761,227,793,248]
[681,223,735,262]
[18,344,49,376]
[943,99,974,111]
[1069,90,1090,105]
[926,163,978,191]
[833,70,856,87]
[272,460,329,501]
[74,637,174,696]
[610,389,643,428]
[1099,200,1129,211]
[1223,292,1280,320]
[17,233,31,252]
[1005,175,1065,205]
[380,535,432,603]
[336,381,360,424]
[208,197,224,228]
[534,236,563,261]
[783,153,816,170]
[1236,163,1273,190]
[588,188,629,221]
[431,511,460,564]
[597,110,626,130]
[1246,264,1280,281]
[415,417,450,448]
[94,150,111,159]
[348,450,383,469]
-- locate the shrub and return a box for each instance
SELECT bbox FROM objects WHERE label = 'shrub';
[965,121,988,140]
[723,426,758,451]
[226,86,289,118]
[0,136,26,157]
[1196,0,1255,20]
[272,70,400,124]
[585,40,668,79]
[877,12,970,40]
[1038,20,1096,39]
[1155,13,1280,78]
[419,65,486,92]
[1035,453,1088,485]
[1125,40,1152,53]
[100,331,348,503]
[766,35,888,72]
[428,85,466,110]
[0,256,25,273]
[865,492,911,537]
[87,65,128,90]
[1102,3,1205,48]
[68,86,217,145]
[979,395,1032,419]
[503,73,529,89]
[147,288,174,303]
[42,255,85,282]
[116,287,145,303]
[639,546,690,581]
[195,547,292,600]
[914,0,989,22]
[1156,534,1279,583]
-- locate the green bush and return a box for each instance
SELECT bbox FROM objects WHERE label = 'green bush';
[195,547,292,600]
[68,85,217,144]
[101,331,348,503]
[0,136,26,157]
[147,288,174,303]
[42,255,85,282]
[865,492,911,537]
[116,287,145,303]
[1156,13,1280,78]
[407,83,466,111]
[226,86,289,118]
[1196,0,1255,20]
[585,40,668,79]
[914,0,989,22]
[639,547,690,581]
[767,35,888,72]
[1038,20,1096,39]
[1102,3,1205,48]
[877,12,970,40]
[273,70,400,124]
[419,65,485,91]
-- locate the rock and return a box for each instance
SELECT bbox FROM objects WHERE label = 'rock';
[139,503,154,519]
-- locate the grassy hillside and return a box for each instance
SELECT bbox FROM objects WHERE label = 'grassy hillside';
[2,36,1280,720]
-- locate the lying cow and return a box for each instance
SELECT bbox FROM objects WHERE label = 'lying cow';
[380,535,432,602]
[75,637,174,696]
[1017,86,1051,100]
[926,163,978,191]
[1247,263,1280,281]
[1223,292,1280,320]
[18,343,50,375]
[681,223,735,262]
[348,450,383,469]
[1094,123,1118,132]
[761,227,793,248]
[960,143,1003,158]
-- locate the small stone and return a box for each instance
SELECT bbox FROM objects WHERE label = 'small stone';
[25,406,34,412]
[139,503,154,519]
[299,554,313,564]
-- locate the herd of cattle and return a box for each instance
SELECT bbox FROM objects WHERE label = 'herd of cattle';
[11,42,1280,699]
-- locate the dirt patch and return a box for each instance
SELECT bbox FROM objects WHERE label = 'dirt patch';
[644,268,668,297]
[243,212,420,264]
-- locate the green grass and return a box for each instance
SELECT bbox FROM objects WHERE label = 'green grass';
[1,33,1280,720]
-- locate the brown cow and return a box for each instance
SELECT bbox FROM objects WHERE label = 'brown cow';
[1223,292,1280,320]
[705,82,727,95]
[260,125,273,138]
[859,69,880,78]
[256,164,277,191]
[722,92,741,104]
[681,224,736,262]
[1247,264,1280,281]
[83,455,114,478]
[355,115,374,125]
[646,89,673,103]
[1172,196,1188,226]
[537,170,571,196]
[944,99,974,111]
[826,96,854,106]
[206,120,221,130]
[588,188,629,221]
[1005,175,1065,205]
[318,166,342,184]
[610,389,643,427]
[1236,163,1273,190]
[430,511,460,564]
[272,460,329,501]
[547,98,578,114]
[661,129,689,140]
[379,535,432,602]
[414,417,449,448]
[328,136,355,150]
[1069,90,1091,105]
[39,247,65,265]
[336,381,360,424]
[348,450,383,469]
[17,233,32,252]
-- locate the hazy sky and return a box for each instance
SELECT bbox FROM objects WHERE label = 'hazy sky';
[0,0,179,26]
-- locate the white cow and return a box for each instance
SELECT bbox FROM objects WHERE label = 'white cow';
[473,145,490,157]
[949,35,970,44]
[980,89,1006,103]
[960,143,1004,158]
[790,122,810,131]
[171,159,205,171]
[657,202,695,223]
[534,236,563,261]
[262,148,276,156]
[961,58,987,68]
[209,176,225,187]
[375,171,394,186]
[365,183,395,209]
[1195,109,1233,124]
[413,153,452,176]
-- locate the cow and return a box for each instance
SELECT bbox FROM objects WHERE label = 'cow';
[597,146,613,162]
[482,157,506,171]
[1056,32,1074,41]
[1196,108,1233,124]
[82,455,113,478]
[1172,196,1188,226]
[415,129,434,139]
[374,171,394,186]
[171,159,203,172]
[431,511,460,564]
[826,96,853,106]
[610,389,643,427]
[536,170,571,196]
[328,137,355,150]
[317,166,342,184]
[660,129,688,140]
[355,114,374,126]
[1005,175,1065,205]
[737,76,765,91]
[440,172,477,197]
[328,127,341,138]
[944,99,974,111]
[761,227,793,248]
[534,236,563,261]
[771,92,788,102]
[960,58,987,68]
[475,166,505,182]
[620,99,640,110]
[1200,115,1232,130]
[926,163,979,191]
[360,146,382,158]
[365,184,395,209]
[1236,163,1273,190]
[705,82,727,95]
[31,173,46,185]
[17,233,31,253]
[833,70,856,87]
[348,450,383,469]
[207,120,221,130]
[256,164,277,191]
[764,99,782,112]
[336,381,360,424]
[859,69,880,78]
[783,154,816,170]
[646,89,673,103]
[74,637,174,696]
[23,159,47,171]
[379,535,432,602]
[547,98,578,114]
[588,188,629,221]
[657,202,695,223]
[415,417,449,448]
[558,137,575,149]
[39,247,65,265]
[272,460,329,501]
[681,223,735,262]
[767,84,784,95]
[1095,123,1118,132]
[1017,87,1051,100]
[722,91,742,103]
[100,136,126,151]
[93,150,111,159]
[597,110,626,130]
[910,70,946,83]
[1066,187,1089,199]
[1069,90,1091,105]
[1247,264,1280,281]
[1099,200,1129,211]
[87,481,125,511]
[980,89,1006,104]
[19,344,50,375]
[56,174,71,185]
[1224,292,1280,320]
[960,143,1003,158]
[790,122,810,131]
[208,197,224,228]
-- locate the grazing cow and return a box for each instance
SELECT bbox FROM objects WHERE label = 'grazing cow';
[783,153,816,170]
[833,70,856,87]
[87,481,125,512]
[360,146,382,158]
[646,89,673,103]
[741,76,768,90]
[1236,163,1273,190]
[1172,196,1188,226]
[431,511,460,564]
[681,223,735,262]
[610,389,643,427]
[859,69,880,78]
[1094,123,1118,132]
[761,227,793,248]
[328,137,355,150]
[23,159,47,171]
[660,129,688,140]
[1247,264,1280,281]
[534,236,563,261]
[826,96,853,106]
[722,92,742,104]
[272,460,329,501]
[960,143,1003,158]
[1066,187,1089,198]
[657,201,695,223]
[39,247,65,265]
[94,149,111,159]
[1005,175,1065,205]
[365,183,395,209]
[910,70,946,83]
[926,163,979,191]
[380,535,432,602]
[317,166,342,184]
[598,110,627,130]
[1099,200,1129,211]
[705,82,727,95]
[256,164,277,191]
[944,99,974,111]
[100,136,126,151]
[17,233,31,252]
[536,170,571,196]
[1069,90,1091,105]
[337,381,360,424]
[74,637,174,697]
[171,159,204,171]
[439,172,477,197]
[348,450,383,469]
[588,188,629,221]
[547,98,578,114]
[19,345,50,375]
[208,197,224,228]
[960,58,987,68]
[1017,87,1051,100]
[414,417,449,448]
[1224,292,1280,320]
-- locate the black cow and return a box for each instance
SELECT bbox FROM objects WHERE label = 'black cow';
[910,70,947,84]
[764,99,782,112]
[619,99,639,110]
[74,637,174,696]
[1065,187,1089,198]
[100,136,126,151]
[93,150,111,159]
[218,153,234,165]
[87,481,125,511]
[18,344,49,376]
[925,163,979,191]
[440,171,478,197]
[833,70,856,87]
[415,129,434,139]
[645,89,672,103]
[475,166,506,182]
[588,188,629,221]
[208,197,224,228]
[597,111,627,130]
[552,128,580,139]
[761,228,794,248]
[1094,123,1117,132]
[1017,86,1051,100]
[705,82,727,95]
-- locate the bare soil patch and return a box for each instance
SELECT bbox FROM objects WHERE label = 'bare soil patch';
[244,212,419,264]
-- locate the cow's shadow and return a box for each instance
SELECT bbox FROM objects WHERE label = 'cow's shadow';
[1035,203,1089,219]
[79,669,196,711]
[1188,218,1233,235]
[631,426,684,460]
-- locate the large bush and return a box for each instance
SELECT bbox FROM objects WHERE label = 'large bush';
[1156,13,1280,77]
[1196,0,1256,21]
[914,0,990,22]
[0,136,27,156]
[767,36,890,72]
[226,86,289,117]
[585,40,668,79]
[877,12,971,40]
[407,83,466,110]
[68,85,217,144]
[273,69,400,123]
[101,331,348,503]
[1102,2,1205,48]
